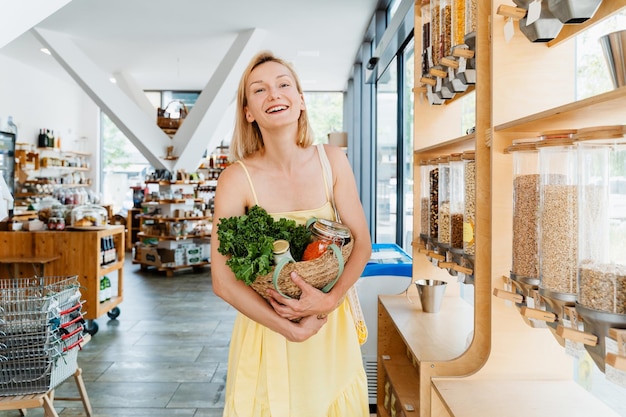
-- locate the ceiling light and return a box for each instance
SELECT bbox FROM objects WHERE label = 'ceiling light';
[109,77,117,84]
[40,48,51,55]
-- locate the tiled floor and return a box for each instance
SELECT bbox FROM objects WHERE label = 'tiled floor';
[0,257,377,417]
[0,257,235,416]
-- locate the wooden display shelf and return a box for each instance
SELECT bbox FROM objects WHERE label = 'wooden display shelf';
[378,354,420,417]
[141,215,210,222]
[144,180,204,185]
[378,293,477,417]
[431,379,622,417]
[137,232,210,240]
[495,86,626,135]
[142,199,201,205]
[133,259,210,278]
[0,226,124,322]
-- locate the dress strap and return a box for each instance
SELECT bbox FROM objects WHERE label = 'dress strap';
[235,160,260,206]
[316,144,340,222]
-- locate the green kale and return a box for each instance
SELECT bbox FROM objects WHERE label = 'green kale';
[216,205,311,285]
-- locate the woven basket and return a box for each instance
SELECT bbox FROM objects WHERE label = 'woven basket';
[251,240,353,300]
[157,100,188,130]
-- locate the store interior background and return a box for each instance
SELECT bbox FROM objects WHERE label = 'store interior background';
[1,0,626,415]
[0,0,411,247]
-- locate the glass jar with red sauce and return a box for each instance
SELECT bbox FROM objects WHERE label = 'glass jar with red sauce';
[302,219,351,261]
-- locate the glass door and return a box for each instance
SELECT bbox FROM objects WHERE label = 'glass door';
[374,37,415,249]
[375,58,398,244]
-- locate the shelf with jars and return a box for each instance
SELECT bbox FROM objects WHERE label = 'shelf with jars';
[379,2,626,417]
[13,145,92,208]
[132,180,211,277]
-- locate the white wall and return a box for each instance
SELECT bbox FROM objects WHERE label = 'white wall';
[0,54,100,189]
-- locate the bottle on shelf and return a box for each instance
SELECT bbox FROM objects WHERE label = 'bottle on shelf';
[104,276,111,301]
[99,277,106,303]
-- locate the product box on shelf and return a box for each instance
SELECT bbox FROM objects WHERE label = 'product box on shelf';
[135,246,162,267]
[157,240,183,250]
[136,246,184,267]
[193,239,211,259]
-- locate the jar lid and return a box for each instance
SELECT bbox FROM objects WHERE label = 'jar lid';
[536,136,576,147]
[273,239,290,255]
[448,152,463,162]
[539,129,578,139]
[461,150,475,160]
[505,139,539,153]
[311,218,351,240]
[575,125,626,142]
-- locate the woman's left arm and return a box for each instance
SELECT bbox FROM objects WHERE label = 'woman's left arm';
[322,144,372,299]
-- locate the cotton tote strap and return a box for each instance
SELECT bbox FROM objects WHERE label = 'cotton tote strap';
[316,144,340,222]
[235,160,260,206]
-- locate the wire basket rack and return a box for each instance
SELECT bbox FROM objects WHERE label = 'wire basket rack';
[0,275,84,396]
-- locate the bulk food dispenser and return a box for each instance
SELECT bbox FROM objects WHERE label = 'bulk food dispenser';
[574,125,626,371]
[507,138,541,301]
[428,158,440,242]
[419,159,431,250]
[437,155,451,249]
[462,150,476,259]
[536,130,578,323]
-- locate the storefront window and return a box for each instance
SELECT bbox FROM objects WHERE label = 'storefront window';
[376,58,398,244]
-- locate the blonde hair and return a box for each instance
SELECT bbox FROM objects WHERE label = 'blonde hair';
[230,51,314,161]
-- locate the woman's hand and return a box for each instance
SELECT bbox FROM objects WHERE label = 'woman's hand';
[286,314,328,342]
[267,271,337,321]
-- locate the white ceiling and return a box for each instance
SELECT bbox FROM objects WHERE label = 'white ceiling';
[0,0,381,92]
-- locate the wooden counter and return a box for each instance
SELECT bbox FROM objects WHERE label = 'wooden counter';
[431,380,622,417]
[377,292,475,417]
[0,226,124,323]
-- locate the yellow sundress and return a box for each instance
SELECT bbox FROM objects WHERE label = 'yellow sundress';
[221,148,369,417]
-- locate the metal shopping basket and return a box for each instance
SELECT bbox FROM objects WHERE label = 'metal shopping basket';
[0,276,84,396]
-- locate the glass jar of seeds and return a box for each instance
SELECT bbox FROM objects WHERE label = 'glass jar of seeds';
[428,158,440,240]
[421,1,432,76]
[507,138,541,283]
[452,0,466,47]
[462,150,476,257]
[576,125,626,315]
[464,0,477,37]
[537,130,578,297]
[431,0,442,66]
[440,0,453,58]
[420,159,431,240]
[437,155,451,247]
[449,153,464,251]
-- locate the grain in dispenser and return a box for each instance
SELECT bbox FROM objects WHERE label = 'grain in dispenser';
[536,130,578,319]
[575,125,626,372]
[437,155,451,248]
[506,138,541,297]
[462,150,476,258]
[419,159,431,246]
[449,153,464,252]
[428,158,440,240]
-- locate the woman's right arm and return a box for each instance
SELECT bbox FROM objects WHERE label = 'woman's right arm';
[210,163,327,342]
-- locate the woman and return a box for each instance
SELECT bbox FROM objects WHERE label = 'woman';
[211,51,371,417]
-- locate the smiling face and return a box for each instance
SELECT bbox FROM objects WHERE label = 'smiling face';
[244,60,306,131]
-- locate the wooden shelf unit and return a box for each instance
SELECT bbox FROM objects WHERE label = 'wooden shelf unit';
[0,225,124,322]
[375,1,626,417]
[126,208,142,251]
[133,181,210,276]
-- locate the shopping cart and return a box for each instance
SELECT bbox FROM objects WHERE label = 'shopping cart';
[0,276,85,396]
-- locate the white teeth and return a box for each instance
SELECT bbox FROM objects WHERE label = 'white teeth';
[267,106,287,113]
